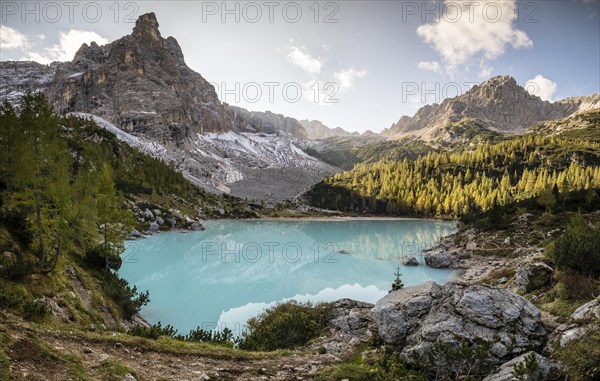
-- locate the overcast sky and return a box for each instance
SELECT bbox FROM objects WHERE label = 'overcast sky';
[1,0,599,133]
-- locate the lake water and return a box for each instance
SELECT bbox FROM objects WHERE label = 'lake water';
[119,219,457,335]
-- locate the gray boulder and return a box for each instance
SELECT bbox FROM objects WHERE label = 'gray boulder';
[327,299,375,336]
[190,221,205,231]
[156,217,165,226]
[372,282,546,364]
[482,352,563,381]
[514,262,553,293]
[423,248,451,268]
[556,296,600,347]
[402,256,419,266]
[148,221,160,232]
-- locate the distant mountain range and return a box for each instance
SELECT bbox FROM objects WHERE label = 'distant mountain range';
[382,75,600,141]
[1,12,598,201]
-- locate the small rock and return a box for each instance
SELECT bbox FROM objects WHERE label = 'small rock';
[503,237,511,245]
[190,221,205,231]
[497,277,508,284]
[148,221,160,232]
[143,209,154,219]
[123,374,137,381]
[156,217,165,226]
[402,256,419,266]
[114,342,123,349]
[129,229,143,239]
[82,347,93,354]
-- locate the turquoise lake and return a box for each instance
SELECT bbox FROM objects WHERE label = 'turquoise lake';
[119,219,457,335]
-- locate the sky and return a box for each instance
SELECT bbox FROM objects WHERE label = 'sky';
[1,0,599,133]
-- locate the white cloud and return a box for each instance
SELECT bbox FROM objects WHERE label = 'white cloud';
[0,25,30,49]
[417,61,440,73]
[286,46,323,75]
[525,75,558,101]
[24,29,108,64]
[334,68,367,90]
[416,0,532,73]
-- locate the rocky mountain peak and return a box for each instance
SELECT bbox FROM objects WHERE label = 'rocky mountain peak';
[468,75,535,102]
[46,12,235,145]
[382,75,592,141]
[132,12,161,41]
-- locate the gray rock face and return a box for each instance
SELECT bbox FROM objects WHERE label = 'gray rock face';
[299,119,358,140]
[482,352,563,381]
[0,61,57,105]
[48,12,235,146]
[372,282,546,363]
[382,75,597,141]
[327,299,375,336]
[230,106,307,139]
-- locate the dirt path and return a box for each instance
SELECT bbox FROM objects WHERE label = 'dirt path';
[2,321,360,381]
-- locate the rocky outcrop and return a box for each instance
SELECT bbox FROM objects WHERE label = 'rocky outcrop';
[554,296,600,347]
[0,61,57,105]
[230,106,307,139]
[423,234,471,268]
[514,262,554,293]
[382,75,599,141]
[299,119,357,140]
[372,282,546,364]
[327,299,375,337]
[482,352,563,381]
[47,12,235,146]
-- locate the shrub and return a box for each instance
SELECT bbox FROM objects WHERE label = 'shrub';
[0,251,34,280]
[85,244,122,271]
[553,329,600,381]
[22,300,50,321]
[101,272,149,319]
[185,326,235,346]
[558,271,599,301]
[413,340,495,381]
[0,287,26,309]
[129,322,178,339]
[553,214,600,276]
[238,301,331,351]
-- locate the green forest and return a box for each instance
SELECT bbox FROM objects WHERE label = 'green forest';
[0,93,254,319]
[308,114,600,218]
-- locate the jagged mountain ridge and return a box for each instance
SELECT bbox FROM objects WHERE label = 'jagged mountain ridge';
[0,13,341,201]
[299,119,359,140]
[47,12,234,146]
[382,75,600,141]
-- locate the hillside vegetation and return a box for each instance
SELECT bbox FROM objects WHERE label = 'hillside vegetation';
[307,112,600,218]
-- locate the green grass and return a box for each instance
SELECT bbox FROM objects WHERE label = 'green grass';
[553,329,600,381]
[95,359,138,381]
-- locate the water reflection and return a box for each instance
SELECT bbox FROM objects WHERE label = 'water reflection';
[119,219,457,334]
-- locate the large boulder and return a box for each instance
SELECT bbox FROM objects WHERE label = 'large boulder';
[482,352,563,381]
[372,282,546,364]
[423,248,451,268]
[327,299,375,337]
